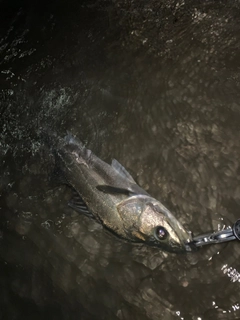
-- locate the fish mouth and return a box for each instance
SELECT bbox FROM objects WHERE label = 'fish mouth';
[169,222,195,252]
[182,233,201,252]
[181,238,198,252]
[168,239,193,253]
[170,239,197,253]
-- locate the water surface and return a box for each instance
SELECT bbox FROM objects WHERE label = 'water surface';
[1,1,240,319]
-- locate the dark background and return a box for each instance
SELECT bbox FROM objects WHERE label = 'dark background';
[1,1,240,319]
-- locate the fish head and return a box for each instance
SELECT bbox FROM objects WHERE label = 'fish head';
[117,195,194,253]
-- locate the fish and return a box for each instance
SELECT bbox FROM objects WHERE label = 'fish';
[49,132,194,253]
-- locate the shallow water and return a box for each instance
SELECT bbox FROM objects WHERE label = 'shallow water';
[1,1,240,319]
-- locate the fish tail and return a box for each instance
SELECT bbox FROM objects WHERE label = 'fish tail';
[64,131,84,149]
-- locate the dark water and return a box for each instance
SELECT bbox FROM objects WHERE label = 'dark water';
[1,0,240,319]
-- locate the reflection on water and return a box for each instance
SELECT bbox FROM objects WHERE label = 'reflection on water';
[1,0,240,319]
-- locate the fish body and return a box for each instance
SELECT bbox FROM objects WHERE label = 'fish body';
[51,133,193,252]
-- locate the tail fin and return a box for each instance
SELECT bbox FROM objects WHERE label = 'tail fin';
[64,131,84,149]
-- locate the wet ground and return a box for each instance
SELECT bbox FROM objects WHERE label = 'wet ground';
[1,0,240,319]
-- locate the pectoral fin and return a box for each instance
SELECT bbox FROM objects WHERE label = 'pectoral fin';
[96,185,136,196]
[68,190,93,217]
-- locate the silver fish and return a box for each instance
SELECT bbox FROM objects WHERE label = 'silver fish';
[51,133,194,253]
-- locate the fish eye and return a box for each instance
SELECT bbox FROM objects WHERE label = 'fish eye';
[154,226,168,241]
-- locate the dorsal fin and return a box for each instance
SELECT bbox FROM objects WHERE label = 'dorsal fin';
[111,159,136,183]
